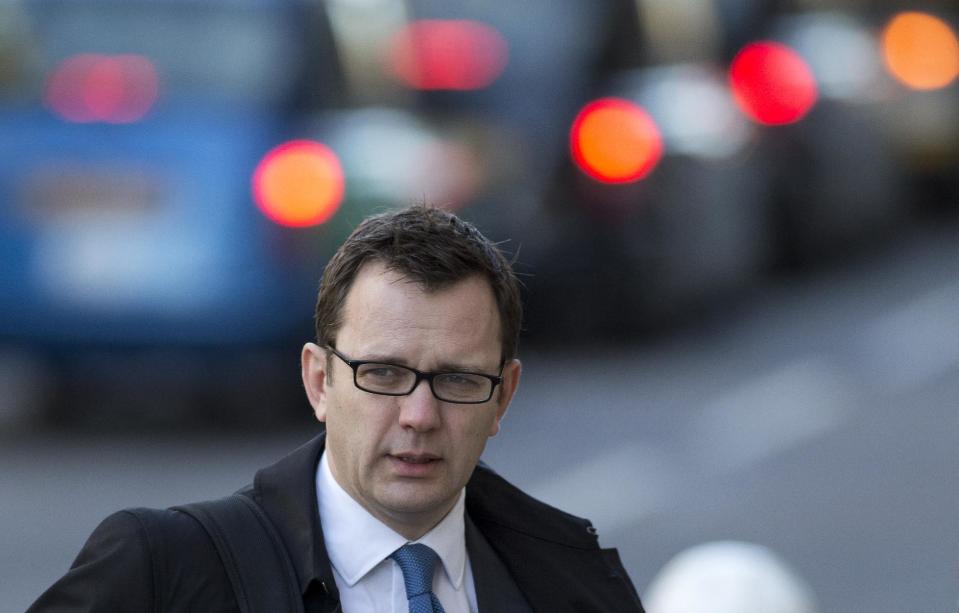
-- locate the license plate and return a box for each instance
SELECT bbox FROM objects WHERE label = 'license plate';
[19,165,163,223]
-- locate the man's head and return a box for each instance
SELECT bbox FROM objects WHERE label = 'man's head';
[313,205,522,363]
[301,206,523,539]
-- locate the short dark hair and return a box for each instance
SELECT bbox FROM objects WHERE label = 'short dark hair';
[314,206,522,362]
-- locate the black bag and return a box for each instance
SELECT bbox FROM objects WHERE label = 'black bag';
[175,494,305,613]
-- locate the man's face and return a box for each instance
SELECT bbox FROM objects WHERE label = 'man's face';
[301,261,521,538]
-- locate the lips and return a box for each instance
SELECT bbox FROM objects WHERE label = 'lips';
[388,452,442,476]
[391,452,440,463]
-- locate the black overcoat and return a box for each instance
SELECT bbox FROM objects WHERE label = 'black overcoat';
[28,433,644,612]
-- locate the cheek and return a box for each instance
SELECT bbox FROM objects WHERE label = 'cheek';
[329,396,394,456]
[454,410,499,450]
[325,396,366,458]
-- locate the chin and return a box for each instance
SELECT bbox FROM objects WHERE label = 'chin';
[380,486,456,516]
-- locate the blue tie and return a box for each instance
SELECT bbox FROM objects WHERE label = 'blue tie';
[390,543,446,613]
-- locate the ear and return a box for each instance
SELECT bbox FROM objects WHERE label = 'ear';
[489,358,521,437]
[301,342,331,422]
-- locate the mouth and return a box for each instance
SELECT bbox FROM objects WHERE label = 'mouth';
[388,452,442,475]
[391,452,441,464]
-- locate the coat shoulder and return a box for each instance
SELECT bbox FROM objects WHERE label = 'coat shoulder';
[28,507,236,613]
[466,462,599,548]
[465,463,646,613]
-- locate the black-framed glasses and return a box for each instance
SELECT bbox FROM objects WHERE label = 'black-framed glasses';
[326,345,503,404]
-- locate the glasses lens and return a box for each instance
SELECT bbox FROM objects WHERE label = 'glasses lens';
[433,373,493,403]
[355,363,416,394]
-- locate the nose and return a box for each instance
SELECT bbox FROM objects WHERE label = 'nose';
[397,378,442,432]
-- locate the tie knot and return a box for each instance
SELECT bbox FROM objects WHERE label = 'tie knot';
[390,543,440,597]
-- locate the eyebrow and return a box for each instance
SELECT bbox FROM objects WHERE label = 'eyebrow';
[360,354,494,374]
[356,353,409,365]
[434,360,497,374]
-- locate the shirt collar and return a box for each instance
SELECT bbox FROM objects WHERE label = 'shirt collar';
[316,451,467,589]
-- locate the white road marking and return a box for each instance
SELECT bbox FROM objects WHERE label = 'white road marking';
[860,284,959,395]
[690,357,856,474]
[527,445,677,535]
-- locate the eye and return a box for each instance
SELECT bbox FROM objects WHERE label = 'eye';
[439,373,483,388]
[360,365,404,380]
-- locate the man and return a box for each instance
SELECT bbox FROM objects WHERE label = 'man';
[29,206,644,612]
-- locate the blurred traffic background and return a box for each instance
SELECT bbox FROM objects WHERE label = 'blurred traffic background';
[1,0,958,611]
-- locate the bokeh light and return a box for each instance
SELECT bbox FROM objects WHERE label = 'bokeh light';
[570,97,663,183]
[252,140,344,228]
[638,64,751,160]
[45,54,159,124]
[781,12,883,101]
[729,41,818,126]
[881,11,959,91]
[644,541,818,613]
[388,19,508,90]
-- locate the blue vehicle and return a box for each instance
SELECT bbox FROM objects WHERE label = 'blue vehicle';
[0,0,346,422]
[0,1,340,348]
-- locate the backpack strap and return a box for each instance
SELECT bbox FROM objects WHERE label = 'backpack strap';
[175,493,305,613]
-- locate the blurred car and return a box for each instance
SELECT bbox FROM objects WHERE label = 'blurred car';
[0,0,340,422]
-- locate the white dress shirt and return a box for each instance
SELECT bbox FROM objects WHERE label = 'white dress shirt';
[316,451,478,613]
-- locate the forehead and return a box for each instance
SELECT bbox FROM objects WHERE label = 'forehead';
[337,262,501,363]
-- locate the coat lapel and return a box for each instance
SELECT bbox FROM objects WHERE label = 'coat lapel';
[465,513,534,612]
[251,433,340,604]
